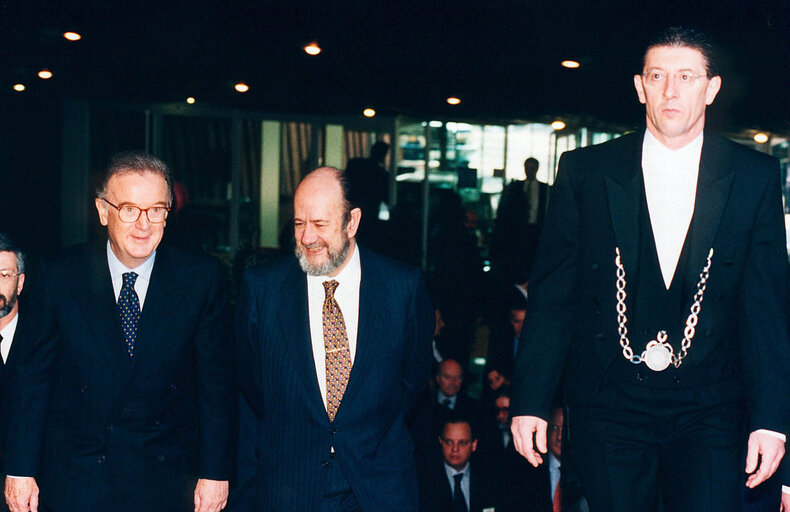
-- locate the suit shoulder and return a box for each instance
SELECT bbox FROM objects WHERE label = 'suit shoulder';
[241,252,298,285]
[562,131,640,162]
[713,133,780,172]
[359,246,422,279]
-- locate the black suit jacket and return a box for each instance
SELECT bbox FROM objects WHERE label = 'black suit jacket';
[234,246,434,511]
[511,131,790,434]
[3,241,236,512]
[418,460,498,512]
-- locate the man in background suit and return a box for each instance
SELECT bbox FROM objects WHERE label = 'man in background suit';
[0,234,25,512]
[235,167,434,511]
[511,27,790,512]
[4,152,236,512]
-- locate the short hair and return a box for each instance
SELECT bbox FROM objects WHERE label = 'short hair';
[524,157,539,169]
[440,411,478,440]
[0,233,25,274]
[300,167,353,227]
[97,151,174,203]
[644,26,719,77]
[370,140,390,161]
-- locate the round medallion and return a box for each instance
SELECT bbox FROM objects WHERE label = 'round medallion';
[644,344,672,372]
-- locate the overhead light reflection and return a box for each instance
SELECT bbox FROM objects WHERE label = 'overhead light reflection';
[304,42,322,56]
[186,97,196,104]
[561,60,580,69]
[363,108,376,117]
[551,120,566,130]
[234,82,249,93]
[753,132,769,144]
[38,69,53,79]
[446,96,461,105]
[63,32,81,41]
[13,84,25,92]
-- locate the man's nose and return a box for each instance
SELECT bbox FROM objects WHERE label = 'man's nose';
[135,211,151,229]
[663,75,680,99]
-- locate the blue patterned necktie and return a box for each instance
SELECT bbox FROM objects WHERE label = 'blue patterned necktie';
[322,280,352,422]
[118,272,140,357]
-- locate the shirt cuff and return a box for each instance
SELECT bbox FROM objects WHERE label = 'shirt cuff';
[753,429,787,443]
[783,485,790,495]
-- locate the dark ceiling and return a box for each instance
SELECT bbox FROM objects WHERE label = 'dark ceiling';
[3,0,790,133]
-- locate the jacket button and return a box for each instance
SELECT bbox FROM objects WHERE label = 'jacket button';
[636,373,644,382]
[97,456,106,464]
[157,455,166,462]
[321,460,329,467]
[673,376,681,384]
[329,428,337,435]
[106,423,114,431]
[169,384,178,391]
[81,386,89,393]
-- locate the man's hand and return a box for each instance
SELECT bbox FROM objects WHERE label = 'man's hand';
[5,477,39,512]
[744,430,785,488]
[511,415,548,467]
[194,479,229,512]
[781,491,790,512]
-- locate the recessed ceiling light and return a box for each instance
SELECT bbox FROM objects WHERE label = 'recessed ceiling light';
[753,132,769,144]
[63,32,81,41]
[234,82,249,93]
[561,60,580,69]
[446,96,461,105]
[363,108,376,118]
[186,97,196,104]
[304,42,321,56]
[551,120,566,130]
[38,69,53,79]
[13,84,25,92]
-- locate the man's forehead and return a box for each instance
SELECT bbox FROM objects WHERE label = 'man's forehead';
[644,45,707,69]
[0,251,17,267]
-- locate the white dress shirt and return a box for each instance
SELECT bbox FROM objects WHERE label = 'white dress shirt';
[307,245,361,411]
[437,390,457,409]
[106,241,156,308]
[641,130,702,289]
[444,462,471,510]
[0,312,19,363]
[549,452,561,506]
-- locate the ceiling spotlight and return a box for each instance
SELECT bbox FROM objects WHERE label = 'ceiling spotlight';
[561,60,580,69]
[63,32,82,41]
[304,41,322,56]
[753,132,769,144]
[446,96,461,106]
[234,82,249,93]
[186,97,196,104]
[363,108,376,118]
[551,120,566,130]
[13,83,25,92]
[38,69,53,79]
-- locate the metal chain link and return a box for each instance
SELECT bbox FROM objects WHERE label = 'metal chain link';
[614,247,714,368]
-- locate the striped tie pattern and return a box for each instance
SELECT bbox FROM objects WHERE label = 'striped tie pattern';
[118,271,141,357]
[322,280,352,422]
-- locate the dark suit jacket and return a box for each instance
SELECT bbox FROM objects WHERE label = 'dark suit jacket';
[234,246,434,511]
[3,241,236,512]
[418,461,498,512]
[511,131,790,435]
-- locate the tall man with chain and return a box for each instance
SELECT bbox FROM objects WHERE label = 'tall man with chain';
[510,27,790,511]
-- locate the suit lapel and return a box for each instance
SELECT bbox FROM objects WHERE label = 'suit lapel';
[72,241,129,376]
[683,132,734,289]
[278,260,327,422]
[604,133,644,277]
[337,247,384,421]
[130,248,183,371]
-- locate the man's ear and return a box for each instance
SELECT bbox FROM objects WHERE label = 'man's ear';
[95,198,109,226]
[633,74,647,104]
[345,207,362,239]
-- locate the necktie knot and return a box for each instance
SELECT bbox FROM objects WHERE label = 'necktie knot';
[454,472,464,484]
[323,279,339,298]
[122,271,138,288]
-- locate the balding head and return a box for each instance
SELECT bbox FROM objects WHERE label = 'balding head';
[293,167,361,277]
[436,359,463,397]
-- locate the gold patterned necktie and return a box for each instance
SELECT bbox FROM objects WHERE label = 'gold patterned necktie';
[322,279,352,422]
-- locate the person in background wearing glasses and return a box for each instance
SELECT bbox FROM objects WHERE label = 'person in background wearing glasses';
[510,26,790,511]
[3,152,236,512]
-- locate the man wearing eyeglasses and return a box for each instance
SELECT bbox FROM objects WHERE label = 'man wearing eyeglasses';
[510,27,790,511]
[4,152,235,512]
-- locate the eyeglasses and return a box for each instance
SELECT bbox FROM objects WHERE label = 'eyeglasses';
[102,198,170,223]
[642,70,708,88]
[0,269,21,280]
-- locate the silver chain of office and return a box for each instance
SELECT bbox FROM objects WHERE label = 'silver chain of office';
[614,247,714,371]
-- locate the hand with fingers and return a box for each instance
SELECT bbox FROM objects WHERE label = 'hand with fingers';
[511,415,549,467]
[744,430,785,489]
[5,477,39,512]
[193,479,229,512]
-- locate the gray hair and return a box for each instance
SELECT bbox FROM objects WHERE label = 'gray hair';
[97,151,174,203]
[0,233,25,274]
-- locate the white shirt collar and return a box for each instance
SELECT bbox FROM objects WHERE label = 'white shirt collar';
[444,461,470,478]
[106,240,156,280]
[0,313,19,363]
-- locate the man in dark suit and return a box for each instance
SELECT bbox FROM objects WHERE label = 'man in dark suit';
[235,166,434,511]
[4,152,236,512]
[0,234,25,512]
[418,415,497,512]
[511,27,790,512]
